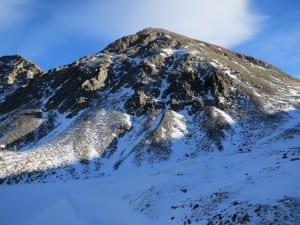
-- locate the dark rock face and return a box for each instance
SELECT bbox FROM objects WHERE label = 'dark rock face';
[0,55,41,85]
[0,55,42,106]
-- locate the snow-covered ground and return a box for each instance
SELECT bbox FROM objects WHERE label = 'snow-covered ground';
[1,126,299,225]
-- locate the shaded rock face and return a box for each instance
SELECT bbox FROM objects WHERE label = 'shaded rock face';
[0,28,299,170]
[0,55,42,105]
[0,55,41,85]
[102,28,299,115]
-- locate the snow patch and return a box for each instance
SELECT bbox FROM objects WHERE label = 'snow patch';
[207,89,215,100]
[167,111,188,139]
[161,48,189,57]
[250,63,267,71]
[128,57,143,66]
[212,107,235,124]
[123,113,132,128]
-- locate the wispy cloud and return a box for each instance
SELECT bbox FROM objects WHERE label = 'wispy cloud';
[54,0,263,47]
[0,0,264,68]
[0,0,264,46]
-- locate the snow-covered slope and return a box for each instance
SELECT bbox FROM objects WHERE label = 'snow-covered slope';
[1,126,299,224]
[0,28,300,224]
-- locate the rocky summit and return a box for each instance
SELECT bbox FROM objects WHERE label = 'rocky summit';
[0,28,300,224]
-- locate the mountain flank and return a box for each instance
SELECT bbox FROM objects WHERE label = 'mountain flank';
[1,28,300,225]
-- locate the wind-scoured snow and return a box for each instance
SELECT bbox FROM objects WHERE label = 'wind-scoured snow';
[1,128,299,225]
[165,111,188,139]
[212,107,235,125]
[0,109,132,179]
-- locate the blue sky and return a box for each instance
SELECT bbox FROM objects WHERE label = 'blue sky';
[0,0,299,77]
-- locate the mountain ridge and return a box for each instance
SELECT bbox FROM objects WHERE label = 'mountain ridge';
[0,28,298,185]
[0,27,299,158]
[0,28,300,225]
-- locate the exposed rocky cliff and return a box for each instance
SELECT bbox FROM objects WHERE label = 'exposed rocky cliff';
[0,55,41,103]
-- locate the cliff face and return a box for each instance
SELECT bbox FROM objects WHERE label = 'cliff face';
[0,55,42,104]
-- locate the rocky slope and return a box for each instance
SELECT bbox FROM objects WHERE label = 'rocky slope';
[0,55,41,103]
[0,28,299,224]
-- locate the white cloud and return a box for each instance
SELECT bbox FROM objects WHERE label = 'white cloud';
[0,0,264,68]
[57,0,263,47]
[0,0,263,49]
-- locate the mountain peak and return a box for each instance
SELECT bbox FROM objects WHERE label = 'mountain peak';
[0,28,299,153]
[103,27,202,56]
[137,27,171,34]
[0,54,24,62]
[136,27,193,39]
[0,54,41,85]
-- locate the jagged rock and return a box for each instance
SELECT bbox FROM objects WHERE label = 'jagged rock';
[0,55,42,106]
[0,55,41,85]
